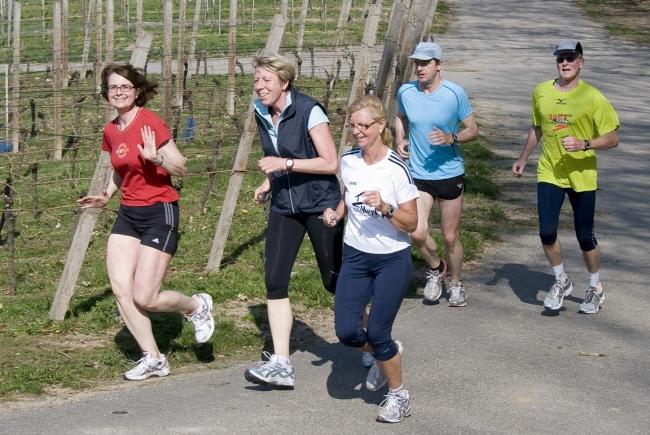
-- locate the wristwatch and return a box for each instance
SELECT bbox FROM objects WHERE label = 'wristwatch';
[286,158,295,171]
[452,133,459,144]
[584,140,591,151]
[383,203,395,218]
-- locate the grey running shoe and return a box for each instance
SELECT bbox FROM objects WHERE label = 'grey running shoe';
[578,283,605,314]
[185,293,215,344]
[423,260,447,301]
[366,341,403,391]
[448,280,467,307]
[376,389,412,423]
[244,352,295,389]
[123,352,170,381]
[362,351,375,368]
[544,273,573,310]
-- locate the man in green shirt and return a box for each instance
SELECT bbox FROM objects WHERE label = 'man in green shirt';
[512,40,620,314]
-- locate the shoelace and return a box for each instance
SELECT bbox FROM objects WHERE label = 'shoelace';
[584,288,600,304]
[379,392,405,413]
[426,269,441,280]
[449,282,462,296]
[551,281,564,297]
[257,351,275,367]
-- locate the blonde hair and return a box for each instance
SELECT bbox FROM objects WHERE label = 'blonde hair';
[253,55,296,87]
[346,95,393,146]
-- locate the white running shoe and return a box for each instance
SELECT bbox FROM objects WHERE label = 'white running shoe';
[185,293,215,344]
[544,273,573,310]
[423,260,447,301]
[448,280,467,307]
[376,388,412,423]
[244,352,295,389]
[578,283,605,314]
[123,352,170,381]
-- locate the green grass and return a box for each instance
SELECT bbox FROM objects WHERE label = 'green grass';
[575,0,650,44]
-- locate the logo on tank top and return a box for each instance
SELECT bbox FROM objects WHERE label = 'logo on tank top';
[116,143,129,159]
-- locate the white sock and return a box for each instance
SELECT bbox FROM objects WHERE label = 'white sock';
[275,355,291,366]
[389,384,404,394]
[552,263,565,281]
[589,271,600,289]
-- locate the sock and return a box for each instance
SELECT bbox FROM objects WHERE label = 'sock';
[275,355,291,366]
[389,384,404,394]
[552,263,565,281]
[589,271,600,289]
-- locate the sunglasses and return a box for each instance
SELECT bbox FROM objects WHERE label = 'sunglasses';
[556,54,579,63]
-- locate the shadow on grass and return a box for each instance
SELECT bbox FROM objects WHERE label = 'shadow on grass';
[113,312,214,362]
[70,288,113,317]
[245,303,383,405]
[221,228,267,266]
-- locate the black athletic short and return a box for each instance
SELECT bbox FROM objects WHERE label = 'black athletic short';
[414,174,465,200]
[111,202,179,255]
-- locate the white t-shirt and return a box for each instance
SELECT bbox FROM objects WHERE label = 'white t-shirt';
[340,148,419,254]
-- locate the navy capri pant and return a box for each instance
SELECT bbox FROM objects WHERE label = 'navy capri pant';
[334,244,411,362]
[537,182,598,252]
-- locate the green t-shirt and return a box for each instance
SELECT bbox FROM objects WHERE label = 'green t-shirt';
[531,79,620,191]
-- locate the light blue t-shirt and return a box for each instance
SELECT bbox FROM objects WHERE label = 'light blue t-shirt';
[254,93,329,154]
[397,79,473,180]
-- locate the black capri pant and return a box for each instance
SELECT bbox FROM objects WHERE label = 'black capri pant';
[264,209,344,299]
[537,182,597,252]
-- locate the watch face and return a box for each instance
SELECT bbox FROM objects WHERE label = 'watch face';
[286,159,294,169]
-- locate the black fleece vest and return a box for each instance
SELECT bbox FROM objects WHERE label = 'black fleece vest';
[254,87,341,215]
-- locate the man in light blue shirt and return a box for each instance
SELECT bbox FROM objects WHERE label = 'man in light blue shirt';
[395,42,478,307]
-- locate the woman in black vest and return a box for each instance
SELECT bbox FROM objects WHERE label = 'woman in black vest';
[244,55,343,389]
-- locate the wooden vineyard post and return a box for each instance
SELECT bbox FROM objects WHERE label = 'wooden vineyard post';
[176,0,186,108]
[53,1,63,160]
[10,0,20,153]
[187,0,202,81]
[105,0,114,65]
[385,0,427,122]
[206,15,286,272]
[162,0,173,122]
[375,1,406,100]
[338,0,382,156]
[49,32,153,321]
[226,0,237,116]
[79,0,95,77]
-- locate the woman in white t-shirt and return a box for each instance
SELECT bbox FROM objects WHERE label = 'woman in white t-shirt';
[323,96,418,423]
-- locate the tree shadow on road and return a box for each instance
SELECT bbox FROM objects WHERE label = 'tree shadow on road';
[245,304,384,404]
[485,262,582,310]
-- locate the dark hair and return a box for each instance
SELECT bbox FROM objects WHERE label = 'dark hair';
[100,63,158,106]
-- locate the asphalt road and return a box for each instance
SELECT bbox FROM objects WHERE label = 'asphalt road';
[1,1,648,433]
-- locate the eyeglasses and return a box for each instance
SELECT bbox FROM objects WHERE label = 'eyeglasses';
[556,54,579,63]
[108,84,135,93]
[346,121,378,131]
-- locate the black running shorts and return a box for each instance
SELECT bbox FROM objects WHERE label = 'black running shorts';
[414,174,465,200]
[111,202,179,255]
